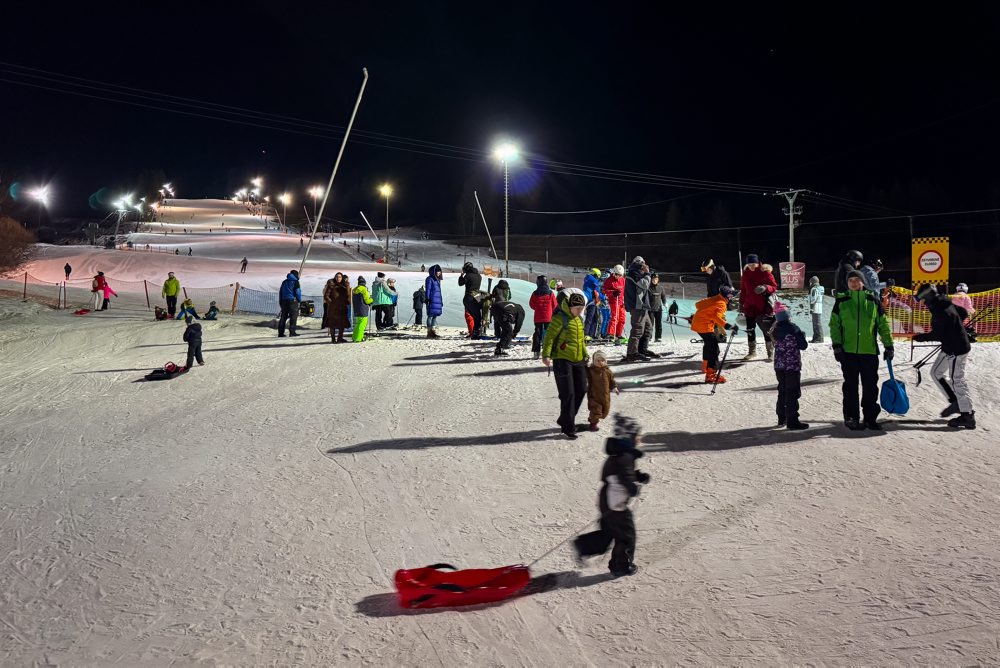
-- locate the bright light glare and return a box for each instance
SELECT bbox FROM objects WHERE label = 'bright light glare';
[252,188,260,196]
[263,195,270,202]
[28,186,51,207]
[493,142,519,162]
[309,186,324,198]
[163,183,172,190]
[279,193,291,205]
[379,183,394,198]
[251,177,262,188]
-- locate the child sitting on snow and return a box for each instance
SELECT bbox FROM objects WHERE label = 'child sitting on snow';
[586,350,619,431]
[769,302,809,429]
[182,315,204,369]
[573,414,649,577]
[203,301,219,320]
[176,298,200,320]
[154,306,170,321]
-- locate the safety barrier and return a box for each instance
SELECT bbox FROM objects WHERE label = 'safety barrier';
[886,286,1000,342]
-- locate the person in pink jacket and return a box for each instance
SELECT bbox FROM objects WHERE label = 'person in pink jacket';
[101,280,118,311]
[603,265,627,344]
[951,283,975,326]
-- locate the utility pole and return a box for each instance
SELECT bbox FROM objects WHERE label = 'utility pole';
[773,189,806,262]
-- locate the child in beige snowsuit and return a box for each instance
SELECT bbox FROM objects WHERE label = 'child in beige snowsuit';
[586,350,619,431]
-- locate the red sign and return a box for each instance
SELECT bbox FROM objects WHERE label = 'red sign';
[779,261,806,289]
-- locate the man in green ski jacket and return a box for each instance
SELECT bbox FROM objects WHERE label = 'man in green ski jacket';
[161,272,181,317]
[829,270,894,431]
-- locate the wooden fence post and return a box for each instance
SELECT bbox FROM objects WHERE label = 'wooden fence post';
[231,283,240,314]
[143,280,151,309]
[22,272,27,300]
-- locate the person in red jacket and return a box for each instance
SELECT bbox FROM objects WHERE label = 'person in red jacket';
[529,276,559,360]
[91,272,107,310]
[603,265,626,344]
[739,255,778,360]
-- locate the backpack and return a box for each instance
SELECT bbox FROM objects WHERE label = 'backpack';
[879,360,910,415]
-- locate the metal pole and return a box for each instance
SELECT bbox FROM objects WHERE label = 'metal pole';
[473,191,500,263]
[504,161,510,276]
[787,191,798,262]
[384,196,389,262]
[300,67,369,275]
[359,211,381,244]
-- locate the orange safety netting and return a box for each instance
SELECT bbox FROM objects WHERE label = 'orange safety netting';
[886,286,1000,342]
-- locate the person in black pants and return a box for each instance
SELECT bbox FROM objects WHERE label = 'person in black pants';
[491,300,525,356]
[183,316,204,369]
[458,261,484,338]
[278,270,301,337]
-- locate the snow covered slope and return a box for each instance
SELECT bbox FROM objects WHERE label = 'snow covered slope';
[0,296,997,665]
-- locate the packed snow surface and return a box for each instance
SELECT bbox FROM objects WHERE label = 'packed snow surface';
[1,201,998,665]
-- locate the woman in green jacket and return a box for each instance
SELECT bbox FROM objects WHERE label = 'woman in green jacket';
[543,289,589,439]
[829,271,894,430]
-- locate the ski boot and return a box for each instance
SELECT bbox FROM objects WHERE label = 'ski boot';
[610,563,639,577]
[742,342,757,361]
[705,369,727,384]
[947,411,976,429]
[786,420,810,430]
[701,360,709,374]
[765,340,774,361]
[533,351,541,360]
[844,418,865,431]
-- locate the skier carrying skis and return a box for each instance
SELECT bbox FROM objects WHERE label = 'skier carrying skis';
[573,414,649,577]
[913,284,976,429]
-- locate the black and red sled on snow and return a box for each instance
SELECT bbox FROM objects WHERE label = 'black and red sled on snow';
[144,362,187,381]
[394,563,531,609]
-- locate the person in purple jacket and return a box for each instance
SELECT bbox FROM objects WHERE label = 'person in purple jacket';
[770,303,809,430]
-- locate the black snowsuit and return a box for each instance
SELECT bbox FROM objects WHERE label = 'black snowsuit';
[649,281,670,341]
[458,267,484,337]
[490,300,525,354]
[707,266,733,298]
[183,322,204,368]
[574,437,647,574]
[412,287,426,326]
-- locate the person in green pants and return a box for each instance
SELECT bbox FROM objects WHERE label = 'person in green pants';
[352,276,374,342]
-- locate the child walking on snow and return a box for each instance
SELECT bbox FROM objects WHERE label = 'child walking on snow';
[573,415,649,577]
[586,350,619,431]
[769,303,809,429]
[183,315,204,370]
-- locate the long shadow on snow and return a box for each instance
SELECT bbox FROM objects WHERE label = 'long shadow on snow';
[403,349,480,362]
[354,571,613,618]
[328,428,562,454]
[204,341,332,353]
[392,356,526,367]
[75,368,161,374]
[643,421,886,452]
[737,377,839,392]
[459,366,547,378]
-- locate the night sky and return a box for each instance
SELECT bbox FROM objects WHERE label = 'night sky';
[3,2,1000,244]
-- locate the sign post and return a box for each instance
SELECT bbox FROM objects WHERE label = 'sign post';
[779,261,807,289]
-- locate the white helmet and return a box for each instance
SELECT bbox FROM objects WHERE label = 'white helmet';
[613,264,625,276]
[956,283,969,293]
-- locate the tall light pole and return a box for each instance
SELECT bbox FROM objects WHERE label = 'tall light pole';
[773,189,806,262]
[493,142,519,276]
[27,186,50,228]
[379,183,393,262]
[279,193,291,229]
[309,186,323,221]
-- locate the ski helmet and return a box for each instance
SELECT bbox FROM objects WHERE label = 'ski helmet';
[590,267,601,277]
[915,284,937,302]
[613,264,625,276]
[845,250,863,264]
[809,276,820,286]
[956,283,969,293]
[701,259,715,272]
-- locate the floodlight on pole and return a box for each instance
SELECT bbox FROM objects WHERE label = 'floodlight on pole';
[279,193,291,228]
[28,186,51,228]
[308,186,323,220]
[379,183,393,262]
[492,142,519,276]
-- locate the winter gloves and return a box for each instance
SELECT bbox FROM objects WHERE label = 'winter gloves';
[754,285,768,294]
[884,347,894,361]
[636,471,651,484]
[833,345,844,363]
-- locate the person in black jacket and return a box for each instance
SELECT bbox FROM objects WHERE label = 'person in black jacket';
[913,284,975,429]
[573,415,649,577]
[648,274,670,342]
[701,259,733,297]
[412,285,426,327]
[183,315,204,369]
[834,250,864,295]
[490,279,512,337]
[490,299,525,356]
[667,300,679,324]
[624,257,656,361]
[458,262,485,338]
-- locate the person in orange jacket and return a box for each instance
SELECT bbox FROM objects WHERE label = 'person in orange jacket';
[691,285,738,383]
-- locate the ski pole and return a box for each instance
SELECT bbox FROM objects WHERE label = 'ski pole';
[711,325,739,396]
[667,318,677,344]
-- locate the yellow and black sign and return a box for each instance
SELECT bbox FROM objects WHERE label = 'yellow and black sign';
[911,236,949,287]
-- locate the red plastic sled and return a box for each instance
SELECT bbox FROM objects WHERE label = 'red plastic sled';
[394,563,531,609]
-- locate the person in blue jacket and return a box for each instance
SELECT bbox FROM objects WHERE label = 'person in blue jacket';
[582,268,603,340]
[424,264,444,338]
[278,269,302,337]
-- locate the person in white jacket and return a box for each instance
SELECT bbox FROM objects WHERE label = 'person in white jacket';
[808,276,825,343]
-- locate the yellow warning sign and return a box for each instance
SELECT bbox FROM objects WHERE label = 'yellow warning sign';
[911,236,949,287]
